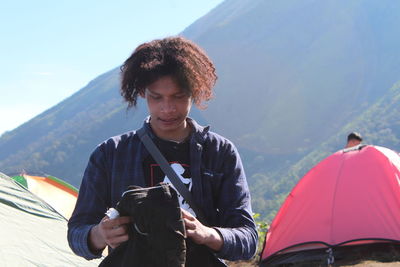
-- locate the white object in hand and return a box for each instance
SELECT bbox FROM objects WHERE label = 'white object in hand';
[105,208,120,219]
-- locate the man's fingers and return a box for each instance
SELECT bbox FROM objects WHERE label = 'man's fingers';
[184,218,196,230]
[99,215,132,248]
[181,208,190,217]
[116,216,132,224]
[106,230,130,248]
[102,216,132,229]
[181,209,197,230]
[109,223,128,235]
[105,228,130,248]
[181,208,195,220]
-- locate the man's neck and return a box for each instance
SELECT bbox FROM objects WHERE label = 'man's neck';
[151,120,192,143]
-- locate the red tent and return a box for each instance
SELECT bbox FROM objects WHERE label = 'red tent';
[260,145,400,266]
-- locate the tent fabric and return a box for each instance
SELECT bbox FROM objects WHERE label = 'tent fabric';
[12,174,78,219]
[0,172,102,266]
[260,145,400,265]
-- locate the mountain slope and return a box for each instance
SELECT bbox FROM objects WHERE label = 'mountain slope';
[254,80,400,220]
[184,0,400,155]
[0,69,149,186]
[1,0,400,217]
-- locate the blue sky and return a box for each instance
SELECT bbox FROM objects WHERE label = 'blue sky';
[0,0,224,136]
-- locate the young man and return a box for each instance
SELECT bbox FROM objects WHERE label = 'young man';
[67,36,257,263]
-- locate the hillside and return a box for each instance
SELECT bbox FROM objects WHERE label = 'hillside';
[0,69,208,187]
[0,69,147,186]
[254,80,400,221]
[1,0,400,219]
[184,0,400,154]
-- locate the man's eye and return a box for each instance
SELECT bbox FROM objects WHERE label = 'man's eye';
[150,95,161,100]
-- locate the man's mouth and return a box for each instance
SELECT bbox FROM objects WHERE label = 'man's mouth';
[159,117,179,124]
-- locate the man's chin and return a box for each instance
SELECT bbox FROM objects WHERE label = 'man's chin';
[156,120,179,130]
[153,123,180,135]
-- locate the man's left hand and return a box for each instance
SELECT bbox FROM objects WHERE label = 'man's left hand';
[181,208,223,252]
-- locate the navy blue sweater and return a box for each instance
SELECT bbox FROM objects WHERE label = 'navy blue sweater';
[68,117,258,261]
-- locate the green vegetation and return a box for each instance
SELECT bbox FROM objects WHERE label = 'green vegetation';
[251,80,400,221]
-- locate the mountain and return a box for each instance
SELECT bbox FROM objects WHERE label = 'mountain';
[0,69,208,187]
[184,0,400,154]
[0,69,147,186]
[1,0,400,218]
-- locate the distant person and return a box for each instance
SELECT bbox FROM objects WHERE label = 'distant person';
[345,132,363,148]
[67,36,257,265]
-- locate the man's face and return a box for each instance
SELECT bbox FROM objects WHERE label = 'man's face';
[144,75,192,141]
[346,139,361,148]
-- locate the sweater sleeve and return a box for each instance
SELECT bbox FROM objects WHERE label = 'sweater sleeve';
[212,143,258,261]
[67,144,110,260]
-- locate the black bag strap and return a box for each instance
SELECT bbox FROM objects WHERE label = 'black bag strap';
[137,128,207,223]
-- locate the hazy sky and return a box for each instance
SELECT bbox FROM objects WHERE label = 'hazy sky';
[0,0,224,136]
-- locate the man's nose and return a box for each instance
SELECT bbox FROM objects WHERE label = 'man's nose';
[161,99,176,113]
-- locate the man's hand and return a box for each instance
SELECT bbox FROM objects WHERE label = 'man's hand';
[89,216,131,253]
[181,209,223,252]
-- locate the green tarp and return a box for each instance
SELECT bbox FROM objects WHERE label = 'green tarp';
[0,172,102,266]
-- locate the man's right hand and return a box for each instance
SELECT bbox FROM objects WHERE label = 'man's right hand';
[89,216,132,253]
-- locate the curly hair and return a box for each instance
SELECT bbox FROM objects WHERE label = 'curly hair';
[120,36,217,108]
